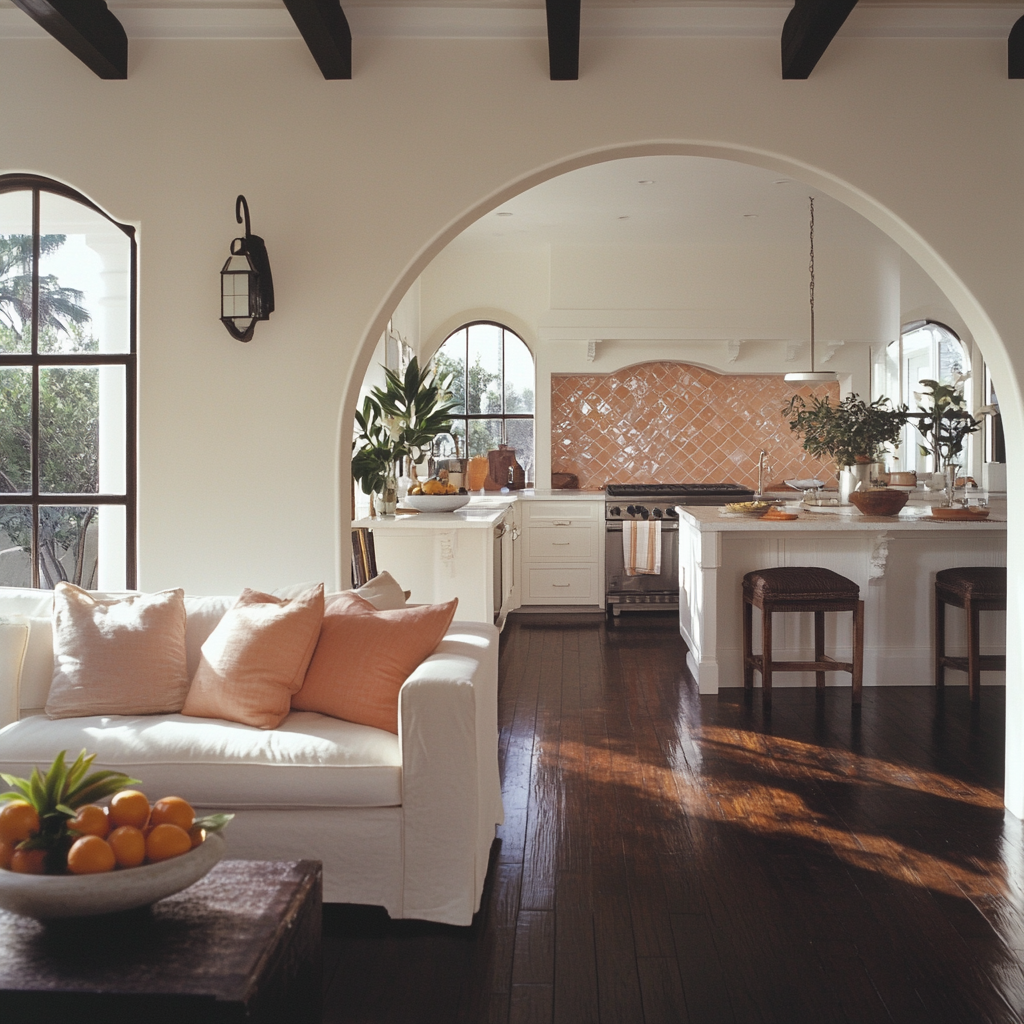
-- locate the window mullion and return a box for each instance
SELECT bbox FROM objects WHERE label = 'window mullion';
[30,188,40,587]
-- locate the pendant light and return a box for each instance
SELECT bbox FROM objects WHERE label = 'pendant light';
[785,196,837,383]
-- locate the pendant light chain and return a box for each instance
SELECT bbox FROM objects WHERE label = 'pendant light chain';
[808,195,815,372]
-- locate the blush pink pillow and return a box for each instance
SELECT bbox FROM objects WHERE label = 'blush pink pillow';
[182,585,324,730]
[292,592,457,734]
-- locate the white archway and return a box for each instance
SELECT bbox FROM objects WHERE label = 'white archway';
[339,140,1022,812]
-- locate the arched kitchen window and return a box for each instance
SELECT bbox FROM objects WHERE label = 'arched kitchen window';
[886,320,969,474]
[0,175,136,590]
[431,322,535,485]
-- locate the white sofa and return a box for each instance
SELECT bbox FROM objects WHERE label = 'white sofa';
[0,588,503,926]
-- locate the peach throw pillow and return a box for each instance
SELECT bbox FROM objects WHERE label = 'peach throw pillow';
[46,583,190,719]
[182,585,324,730]
[292,592,457,734]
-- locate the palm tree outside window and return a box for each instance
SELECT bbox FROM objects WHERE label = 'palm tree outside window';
[431,322,535,485]
[0,175,136,590]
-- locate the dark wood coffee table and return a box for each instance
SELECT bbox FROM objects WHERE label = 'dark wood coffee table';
[0,859,322,1023]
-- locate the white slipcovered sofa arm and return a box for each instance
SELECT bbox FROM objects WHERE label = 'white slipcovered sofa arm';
[0,621,29,730]
[398,621,503,926]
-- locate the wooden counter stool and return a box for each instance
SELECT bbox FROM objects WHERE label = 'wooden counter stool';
[742,567,864,708]
[934,566,1006,702]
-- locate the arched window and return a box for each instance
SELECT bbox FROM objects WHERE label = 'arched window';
[886,320,969,473]
[0,175,136,590]
[431,322,535,484]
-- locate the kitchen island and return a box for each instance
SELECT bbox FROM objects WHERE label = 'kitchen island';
[678,500,1007,694]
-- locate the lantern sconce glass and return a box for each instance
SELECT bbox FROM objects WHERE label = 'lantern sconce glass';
[220,195,275,343]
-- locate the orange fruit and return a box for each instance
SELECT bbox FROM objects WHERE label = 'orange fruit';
[0,800,40,844]
[68,803,109,838]
[150,797,194,833]
[67,835,116,875]
[145,823,191,863]
[10,847,47,874]
[188,826,206,849]
[0,837,15,870]
[107,825,146,869]
[109,790,150,830]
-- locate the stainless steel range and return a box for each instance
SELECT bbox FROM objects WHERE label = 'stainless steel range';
[605,483,755,615]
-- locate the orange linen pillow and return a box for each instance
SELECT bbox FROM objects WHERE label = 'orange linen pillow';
[182,584,324,730]
[292,592,457,734]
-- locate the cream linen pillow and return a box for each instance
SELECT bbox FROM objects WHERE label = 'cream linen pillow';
[45,584,190,720]
[182,584,324,730]
[272,571,410,610]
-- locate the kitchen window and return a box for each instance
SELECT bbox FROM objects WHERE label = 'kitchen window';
[885,321,969,474]
[0,175,136,590]
[431,322,535,485]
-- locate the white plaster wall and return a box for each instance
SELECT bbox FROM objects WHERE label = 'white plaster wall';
[2,32,1023,805]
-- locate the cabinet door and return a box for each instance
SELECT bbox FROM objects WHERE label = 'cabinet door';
[527,526,596,561]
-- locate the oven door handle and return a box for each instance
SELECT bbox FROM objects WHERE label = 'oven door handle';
[605,522,678,532]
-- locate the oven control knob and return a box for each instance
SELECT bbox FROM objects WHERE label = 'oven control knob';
[609,506,621,517]
[666,507,678,518]
[652,508,663,518]
[626,505,636,516]
[637,505,649,519]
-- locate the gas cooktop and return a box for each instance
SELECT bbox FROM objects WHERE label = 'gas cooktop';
[605,483,755,499]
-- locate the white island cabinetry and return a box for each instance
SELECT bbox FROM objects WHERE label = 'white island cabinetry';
[352,502,514,624]
[516,493,605,608]
[678,502,1007,695]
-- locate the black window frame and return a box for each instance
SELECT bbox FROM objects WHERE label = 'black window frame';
[435,320,535,483]
[0,173,137,589]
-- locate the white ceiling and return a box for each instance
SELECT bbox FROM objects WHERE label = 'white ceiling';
[452,155,887,254]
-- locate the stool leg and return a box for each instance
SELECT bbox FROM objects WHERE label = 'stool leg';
[743,597,754,695]
[851,600,864,706]
[967,597,981,703]
[762,608,773,708]
[814,610,826,692]
[934,593,946,689]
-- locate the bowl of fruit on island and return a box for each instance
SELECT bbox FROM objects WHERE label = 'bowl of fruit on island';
[404,472,471,513]
[0,749,232,920]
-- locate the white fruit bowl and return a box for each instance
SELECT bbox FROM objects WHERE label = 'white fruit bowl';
[0,831,225,920]
[403,494,470,513]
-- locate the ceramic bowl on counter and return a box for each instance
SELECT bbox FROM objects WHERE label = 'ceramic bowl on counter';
[847,488,909,517]
[403,494,471,513]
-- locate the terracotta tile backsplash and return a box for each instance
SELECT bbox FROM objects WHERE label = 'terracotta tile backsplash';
[551,362,839,491]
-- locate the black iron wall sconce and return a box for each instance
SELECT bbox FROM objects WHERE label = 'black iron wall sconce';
[220,195,275,342]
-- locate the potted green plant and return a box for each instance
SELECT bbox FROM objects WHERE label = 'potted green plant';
[352,357,459,515]
[913,374,995,505]
[784,393,909,502]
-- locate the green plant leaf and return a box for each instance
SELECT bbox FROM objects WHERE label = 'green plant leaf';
[194,812,234,833]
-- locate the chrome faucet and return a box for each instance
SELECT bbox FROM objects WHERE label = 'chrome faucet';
[757,450,768,498]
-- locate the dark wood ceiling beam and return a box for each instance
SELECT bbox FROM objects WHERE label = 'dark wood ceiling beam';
[546,0,581,80]
[282,0,352,80]
[11,0,126,79]
[1009,15,1024,78]
[781,0,859,80]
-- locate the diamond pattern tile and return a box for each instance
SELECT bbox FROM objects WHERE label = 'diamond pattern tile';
[551,363,839,490]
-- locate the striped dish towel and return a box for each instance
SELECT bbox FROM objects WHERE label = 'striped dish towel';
[622,520,662,576]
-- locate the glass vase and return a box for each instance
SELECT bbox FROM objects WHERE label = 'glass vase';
[374,465,399,517]
[942,464,962,508]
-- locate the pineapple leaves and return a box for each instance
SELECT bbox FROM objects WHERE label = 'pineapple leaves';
[0,749,139,815]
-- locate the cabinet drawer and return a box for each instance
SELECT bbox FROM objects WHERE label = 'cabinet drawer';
[523,500,601,523]
[527,526,595,560]
[526,567,596,602]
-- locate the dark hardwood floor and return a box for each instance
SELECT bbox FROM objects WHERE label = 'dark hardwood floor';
[322,612,1022,1023]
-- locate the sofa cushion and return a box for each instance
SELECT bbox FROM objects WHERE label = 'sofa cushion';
[0,710,401,808]
[183,585,325,730]
[293,593,458,733]
[46,584,191,720]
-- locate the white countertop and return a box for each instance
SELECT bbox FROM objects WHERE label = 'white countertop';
[678,499,1007,533]
[352,504,509,530]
